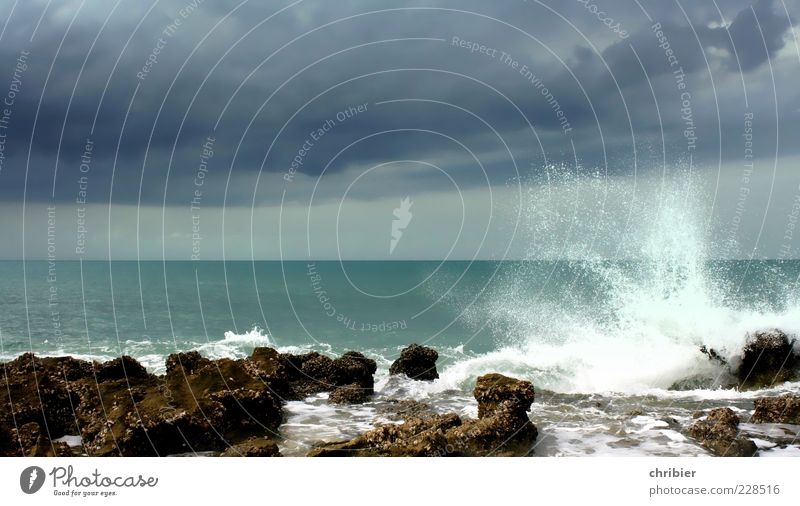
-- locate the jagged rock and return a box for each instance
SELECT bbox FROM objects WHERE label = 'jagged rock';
[389,344,439,381]
[221,437,281,457]
[165,351,208,375]
[473,373,535,419]
[310,373,537,457]
[308,413,461,457]
[687,408,757,457]
[700,345,728,366]
[0,352,285,456]
[328,384,371,404]
[0,354,90,444]
[94,355,149,382]
[103,356,283,456]
[751,395,800,424]
[444,374,537,456]
[281,351,377,399]
[736,329,798,389]
[9,422,72,457]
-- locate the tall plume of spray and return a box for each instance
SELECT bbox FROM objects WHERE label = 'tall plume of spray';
[447,167,800,393]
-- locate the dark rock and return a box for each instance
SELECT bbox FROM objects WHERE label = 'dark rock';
[66,355,282,456]
[329,384,371,405]
[736,329,798,389]
[700,345,728,366]
[310,373,537,457]
[221,437,281,457]
[687,408,758,457]
[389,344,439,381]
[281,351,376,399]
[0,354,88,445]
[94,355,149,382]
[1,351,288,456]
[10,422,72,457]
[165,351,208,376]
[751,395,800,424]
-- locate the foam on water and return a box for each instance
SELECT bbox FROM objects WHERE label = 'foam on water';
[441,174,800,394]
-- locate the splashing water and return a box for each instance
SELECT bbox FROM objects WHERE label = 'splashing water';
[446,172,800,394]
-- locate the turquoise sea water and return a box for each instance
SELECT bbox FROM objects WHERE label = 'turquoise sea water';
[3,259,800,456]
[1,260,798,392]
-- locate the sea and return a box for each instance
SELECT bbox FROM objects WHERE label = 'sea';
[2,259,799,456]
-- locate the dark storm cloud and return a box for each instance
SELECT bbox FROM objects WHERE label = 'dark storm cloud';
[0,0,797,207]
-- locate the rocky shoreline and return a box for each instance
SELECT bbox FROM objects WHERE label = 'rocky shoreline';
[2,329,799,457]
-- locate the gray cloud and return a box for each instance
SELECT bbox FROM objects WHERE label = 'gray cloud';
[0,0,796,212]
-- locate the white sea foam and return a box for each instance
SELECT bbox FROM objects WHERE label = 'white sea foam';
[444,174,800,394]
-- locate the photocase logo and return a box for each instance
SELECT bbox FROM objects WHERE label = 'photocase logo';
[390,196,413,254]
[20,466,45,494]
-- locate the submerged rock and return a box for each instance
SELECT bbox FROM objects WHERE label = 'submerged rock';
[221,437,281,457]
[389,344,439,381]
[736,329,798,389]
[309,373,537,457]
[328,383,371,405]
[668,374,734,391]
[687,408,757,457]
[751,395,800,424]
[309,413,462,457]
[378,400,434,421]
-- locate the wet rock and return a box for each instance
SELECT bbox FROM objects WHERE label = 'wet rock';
[699,345,728,366]
[310,373,537,457]
[165,351,208,376]
[389,344,439,381]
[10,422,72,457]
[94,355,149,382]
[0,354,89,446]
[445,374,537,456]
[473,373,535,419]
[668,374,734,391]
[687,408,758,457]
[68,354,282,456]
[328,384,371,405]
[751,395,800,424]
[378,400,434,421]
[736,329,798,389]
[308,413,461,457]
[221,437,281,457]
[1,352,288,456]
[281,351,377,399]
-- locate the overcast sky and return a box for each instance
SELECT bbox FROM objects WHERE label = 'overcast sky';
[0,0,798,260]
